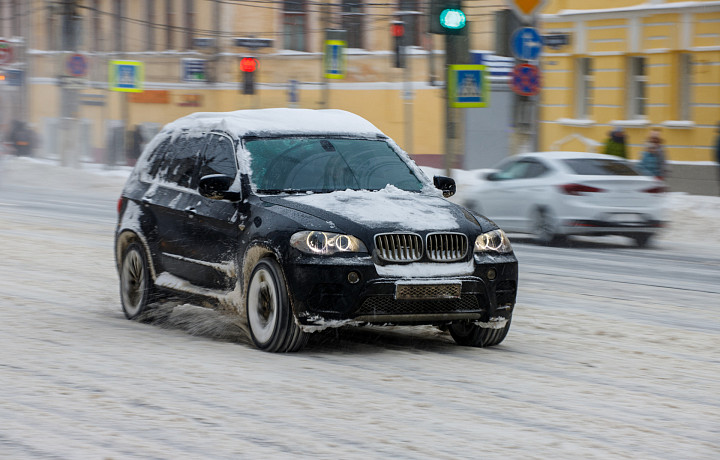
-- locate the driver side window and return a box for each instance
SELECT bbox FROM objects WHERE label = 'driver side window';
[200,134,237,178]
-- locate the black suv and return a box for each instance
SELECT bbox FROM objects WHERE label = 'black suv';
[115,109,518,352]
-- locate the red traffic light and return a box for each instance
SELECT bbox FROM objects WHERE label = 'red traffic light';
[240,57,258,73]
[391,22,405,38]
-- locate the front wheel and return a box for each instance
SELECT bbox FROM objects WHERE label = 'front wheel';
[449,315,512,348]
[119,242,155,320]
[246,258,308,353]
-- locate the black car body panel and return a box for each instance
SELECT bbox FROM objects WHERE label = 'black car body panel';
[115,109,518,349]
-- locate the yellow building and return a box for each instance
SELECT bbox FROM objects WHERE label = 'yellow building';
[539,0,720,163]
[0,0,504,166]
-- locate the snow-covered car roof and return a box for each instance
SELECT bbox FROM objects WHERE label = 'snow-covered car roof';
[516,151,625,161]
[160,108,386,139]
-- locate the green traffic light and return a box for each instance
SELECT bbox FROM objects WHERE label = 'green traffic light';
[440,8,466,30]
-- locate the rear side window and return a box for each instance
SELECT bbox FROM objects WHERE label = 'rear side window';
[146,138,171,179]
[563,159,640,176]
[157,135,205,187]
[200,134,237,178]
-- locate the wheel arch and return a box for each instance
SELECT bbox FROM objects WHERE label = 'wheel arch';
[115,230,157,281]
[238,243,297,317]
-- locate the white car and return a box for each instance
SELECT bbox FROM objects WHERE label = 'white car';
[461,152,666,247]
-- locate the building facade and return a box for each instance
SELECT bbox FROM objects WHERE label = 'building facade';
[539,0,720,164]
[0,0,508,167]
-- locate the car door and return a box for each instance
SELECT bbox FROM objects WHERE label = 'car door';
[146,133,205,282]
[479,159,531,230]
[182,133,243,290]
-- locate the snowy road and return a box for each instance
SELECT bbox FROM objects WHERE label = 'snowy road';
[1,157,718,459]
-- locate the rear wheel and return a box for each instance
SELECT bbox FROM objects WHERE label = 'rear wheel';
[633,233,653,248]
[246,258,308,353]
[449,315,512,348]
[120,243,155,320]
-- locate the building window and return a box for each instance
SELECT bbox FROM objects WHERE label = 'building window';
[575,58,593,119]
[166,0,175,49]
[185,0,195,50]
[283,0,307,51]
[113,0,124,52]
[91,0,101,52]
[146,0,155,51]
[678,53,692,121]
[398,0,422,47]
[628,56,647,119]
[341,1,364,49]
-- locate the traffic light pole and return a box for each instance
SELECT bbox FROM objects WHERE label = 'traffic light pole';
[443,31,469,177]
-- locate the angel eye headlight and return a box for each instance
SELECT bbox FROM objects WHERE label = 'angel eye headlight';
[474,229,513,254]
[291,231,368,255]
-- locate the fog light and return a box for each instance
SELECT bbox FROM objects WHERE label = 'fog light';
[347,271,360,284]
[487,268,497,280]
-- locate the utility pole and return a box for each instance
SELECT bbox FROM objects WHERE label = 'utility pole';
[59,0,80,167]
[443,31,469,177]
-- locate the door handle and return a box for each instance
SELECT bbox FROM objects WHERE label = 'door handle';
[184,206,197,218]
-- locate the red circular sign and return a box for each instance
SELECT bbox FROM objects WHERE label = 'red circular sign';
[67,54,88,77]
[0,40,13,65]
[240,57,258,73]
[391,23,405,38]
[510,63,541,96]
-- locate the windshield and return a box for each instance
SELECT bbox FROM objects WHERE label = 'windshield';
[244,137,424,193]
[563,158,641,176]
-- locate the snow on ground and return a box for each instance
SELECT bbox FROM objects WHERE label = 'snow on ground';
[0,155,719,459]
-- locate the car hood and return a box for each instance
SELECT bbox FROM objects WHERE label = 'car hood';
[259,188,493,237]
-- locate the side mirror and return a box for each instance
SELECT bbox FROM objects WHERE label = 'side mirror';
[486,172,500,181]
[198,174,241,201]
[433,175,456,198]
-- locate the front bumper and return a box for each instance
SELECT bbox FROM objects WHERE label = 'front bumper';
[284,254,518,327]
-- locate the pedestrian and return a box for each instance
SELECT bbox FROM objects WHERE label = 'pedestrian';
[7,119,35,157]
[602,127,628,158]
[127,124,144,166]
[715,121,720,195]
[639,132,666,180]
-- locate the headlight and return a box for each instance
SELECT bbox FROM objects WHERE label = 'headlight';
[474,229,513,254]
[290,231,368,255]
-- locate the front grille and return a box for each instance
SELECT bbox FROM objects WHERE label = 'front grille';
[375,233,423,262]
[355,295,481,317]
[426,233,469,261]
[396,283,461,300]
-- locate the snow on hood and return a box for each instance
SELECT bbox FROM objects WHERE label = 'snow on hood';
[282,186,461,231]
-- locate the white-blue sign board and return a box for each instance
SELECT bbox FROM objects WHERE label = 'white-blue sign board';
[511,27,543,61]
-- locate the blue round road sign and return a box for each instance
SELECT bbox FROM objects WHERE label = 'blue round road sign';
[67,54,88,77]
[510,63,541,96]
[511,27,543,61]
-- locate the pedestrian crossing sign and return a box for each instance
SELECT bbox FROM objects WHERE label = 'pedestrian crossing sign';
[448,65,488,108]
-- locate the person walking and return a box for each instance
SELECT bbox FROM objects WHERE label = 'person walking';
[639,132,666,180]
[602,127,628,158]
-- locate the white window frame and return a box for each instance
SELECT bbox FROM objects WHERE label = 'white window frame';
[628,56,647,119]
[678,53,692,121]
[575,57,593,119]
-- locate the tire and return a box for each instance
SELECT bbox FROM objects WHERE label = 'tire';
[119,242,155,320]
[532,208,563,245]
[633,233,653,248]
[449,315,512,348]
[246,258,308,353]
